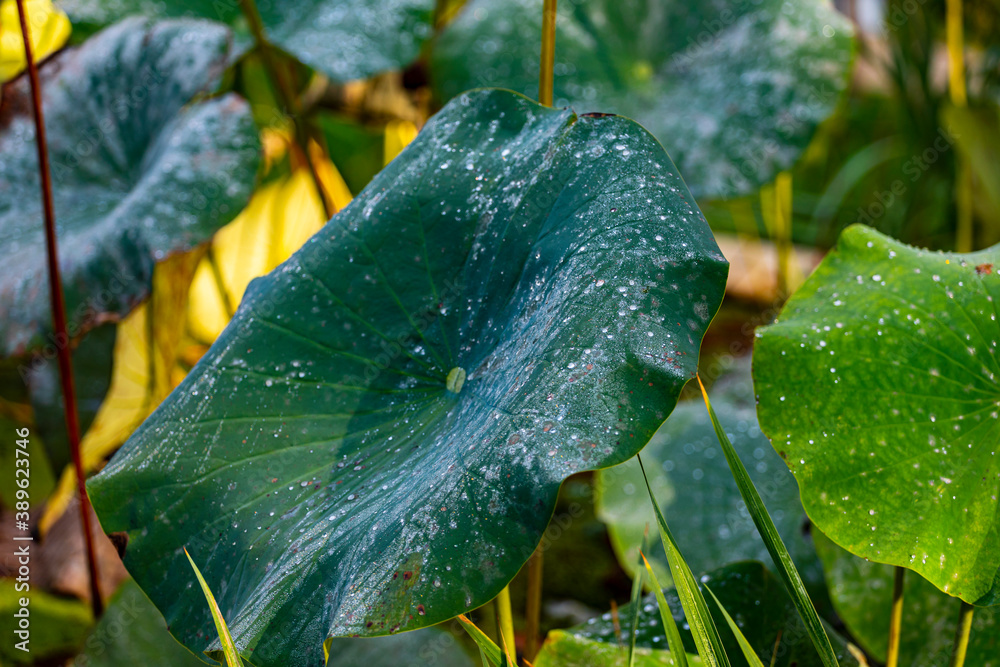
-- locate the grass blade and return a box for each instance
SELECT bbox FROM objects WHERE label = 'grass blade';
[459,614,503,666]
[496,586,518,666]
[183,547,242,667]
[696,375,839,667]
[626,537,647,666]
[705,585,765,667]
[637,454,731,667]
[639,552,689,667]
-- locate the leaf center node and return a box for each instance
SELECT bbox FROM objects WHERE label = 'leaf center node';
[446,367,467,394]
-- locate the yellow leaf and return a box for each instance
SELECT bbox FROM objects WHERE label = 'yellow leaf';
[384,119,418,165]
[0,0,71,82]
[187,167,349,343]
[308,138,352,215]
[40,249,202,533]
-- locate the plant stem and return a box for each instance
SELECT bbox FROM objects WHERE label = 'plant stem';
[946,0,967,107]
[775,171,794,297]
[948,601,974,667]
[538,0,558,106]
[946,0,972,252]
[886,566,905,667]
[237,0,335,219]
[524,546,544,661]
[15,0,103,618]
[496,585,516,661]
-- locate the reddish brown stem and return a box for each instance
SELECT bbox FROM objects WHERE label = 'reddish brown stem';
[15,0,103,618]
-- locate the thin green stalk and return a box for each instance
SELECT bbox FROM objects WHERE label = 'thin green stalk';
[496,585,517,664]
[237,0,334,219]
[637,454,731,667]
[696,376,839,667]
[184,548,242,667]
[459,614,503,666]
[767,630,782,667]
[640,552,689,667]
[539,0,557,106]
[886,566,905,667]
[946,0,967,107]
[626,546,646,667]
[774,171,794,297]
[705,585,764,667]
[946,0,972,252]
[525,546,544,661]
[948,601,974,667]
[15,0,103,618]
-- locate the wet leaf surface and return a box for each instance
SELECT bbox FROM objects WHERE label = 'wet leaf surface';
[754,224,1000,604]
[0,18,260,356]
[431,0,853,199]
[88,89,728,666]
[58,0,434,83]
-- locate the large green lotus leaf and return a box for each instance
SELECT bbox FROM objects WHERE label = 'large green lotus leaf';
[569,561,860,667]
[0,18,260,357]
[431,0,853,200]
[813,529,1000,666]
[754,224,1000,604]
[88,88,728,667]
[595,359,826,599]
[57,0,434,83]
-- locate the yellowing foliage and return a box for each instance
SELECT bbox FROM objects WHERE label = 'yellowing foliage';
[0,0,70,81]
[186,167,350,343]
[41,249,203,533]
[384,119,419,164]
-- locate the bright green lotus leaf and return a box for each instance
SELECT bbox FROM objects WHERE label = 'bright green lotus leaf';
[596,360,825,598]
[754,223,1000,604]
[87,89,728,667]
[431,0,853,200]
[570,561,860,667]
[57,0,434,83]
[535,629,697,667]
[0,17,260,357]
[813,529,1000,666]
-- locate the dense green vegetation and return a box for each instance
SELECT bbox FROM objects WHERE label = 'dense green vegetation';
[1,0,998,665]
